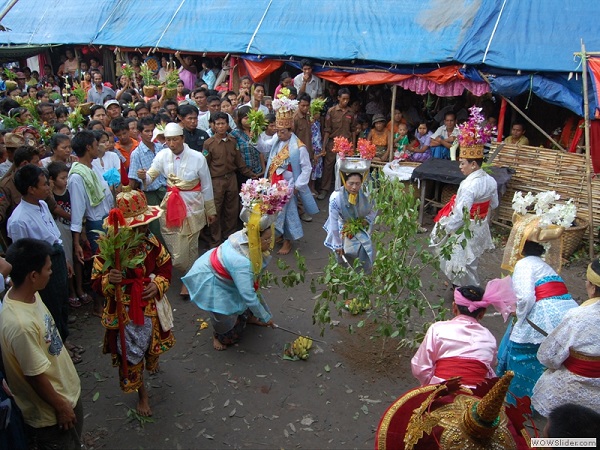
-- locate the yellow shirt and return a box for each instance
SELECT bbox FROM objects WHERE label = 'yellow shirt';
[0,291,81,427]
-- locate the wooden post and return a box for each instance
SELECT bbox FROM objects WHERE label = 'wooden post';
[389,84,397,162]
[581,41,595,259]
[496,97,507,142]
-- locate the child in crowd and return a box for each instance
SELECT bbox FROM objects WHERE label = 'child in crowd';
[369,114,390,162]
[356,113,370,140]
[263,114,277,138]
[410,122,433,162]
[393,123,411,160]
[91,130,121,197]
[386,108,405,134]
[48,161,90,308]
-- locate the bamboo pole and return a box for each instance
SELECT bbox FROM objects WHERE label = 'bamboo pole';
[478,71,566,151]
[501,96,566,152]
[389,84,397,162]
[580,41,595,259]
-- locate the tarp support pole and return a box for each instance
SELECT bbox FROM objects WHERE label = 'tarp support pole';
[501,96,566,152]
[388,85,397,161]
[478,70,565,151]
[581,41,595,259]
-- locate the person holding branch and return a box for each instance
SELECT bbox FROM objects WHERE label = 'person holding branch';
[91,187,175,416]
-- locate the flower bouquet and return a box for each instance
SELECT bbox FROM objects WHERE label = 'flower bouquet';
[3,68,17,91]
[356,138,377,160]
[240,179,292,215]
[273,87,299,111]
[332,136,354,158]
[456,106,495,161]
[140,63,159,97]
[512,190,577,228]
[121,63,135,80]
[163,70,180,99]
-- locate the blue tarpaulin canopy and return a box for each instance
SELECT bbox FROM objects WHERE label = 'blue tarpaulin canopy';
[0,0,598,114]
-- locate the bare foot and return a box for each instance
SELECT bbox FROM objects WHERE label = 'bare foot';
[149,364,160,375]
[180,285,189,297]
[92,309,103,318]
[213,336,227,351]
[136,385,152,416]
[93,297,104,317]
[277,240,292,255]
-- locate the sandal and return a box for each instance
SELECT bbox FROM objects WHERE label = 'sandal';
[68,297,82,308]
[79,293,93,305]
[68,350,82,364]
[66,343,86,354]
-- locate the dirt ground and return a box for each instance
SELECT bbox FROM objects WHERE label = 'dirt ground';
[70,203,591,450]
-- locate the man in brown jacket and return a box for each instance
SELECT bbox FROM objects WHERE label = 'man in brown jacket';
[292,93,314,222]
[318,87,355,200]
[203,112,256,247]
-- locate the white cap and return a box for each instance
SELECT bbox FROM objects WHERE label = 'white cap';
[151,126,165,142]
[163,122,183,137]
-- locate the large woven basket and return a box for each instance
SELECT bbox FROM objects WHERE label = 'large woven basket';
[561,216,588,259]
[441,184,458,205]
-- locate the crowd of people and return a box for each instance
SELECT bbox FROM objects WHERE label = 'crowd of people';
[0,49,595,449]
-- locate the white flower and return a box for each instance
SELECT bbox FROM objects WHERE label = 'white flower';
[534,191,560,215]
[512,191,536,215]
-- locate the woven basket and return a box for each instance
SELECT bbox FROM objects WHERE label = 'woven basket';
[561,216,588,259]
[143,85,157,97]
[164,87,177,99]
[79,102,94,116]
[441,184,458,205]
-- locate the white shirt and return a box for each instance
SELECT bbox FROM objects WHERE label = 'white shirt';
[242,102,270,115]
[92,151,121,178]
[67,169,114,233]
[146,144,215,216]
[431,124,459,141]
[7,199,62,245]
[197,112,237,132]
[293,73,323,100]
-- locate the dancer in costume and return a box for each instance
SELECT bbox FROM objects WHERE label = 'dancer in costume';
[497,217,577,405]
[137,122,216,297]
[183,179,292,350]
[430,144,497,286]
[323,162,375,273]
[430,107,497,286]
[92,187,175,416]
[532,258,600,416]
[412,279,516,388]
[258,89,318,255]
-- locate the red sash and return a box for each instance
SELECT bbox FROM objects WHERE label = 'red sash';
[166,183,200,228]
[270,164,292,184]
[534,281,569,301]
[121,268,151,326]
[434,357,489,386]
[563,354,600,378]
[209,247,259,291]
[433,194,491,223]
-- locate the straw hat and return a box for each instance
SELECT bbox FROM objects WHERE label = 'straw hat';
[113,186,162,228]
[459,145,484,159]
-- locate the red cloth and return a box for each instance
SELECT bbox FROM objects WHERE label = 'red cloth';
[270,164,292,184]
[210,247,232,280]
[563,354,600,378]
[590,120,600,174]
[210,247,259,291]
[433,194,491,223]
[166,183,200,228]
[121,268,150,326]
[434,357,489,387]
[534,281,568,301]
